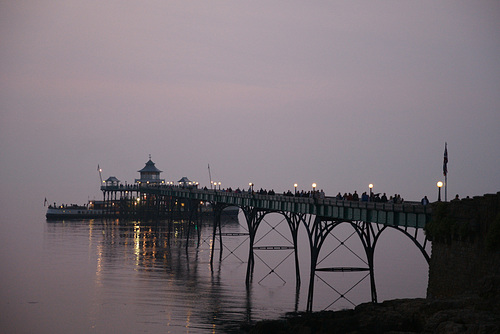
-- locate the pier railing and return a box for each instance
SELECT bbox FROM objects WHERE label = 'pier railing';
[101,185,431,228]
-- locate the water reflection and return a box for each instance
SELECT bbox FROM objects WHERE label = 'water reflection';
[42,214,428,332]
[45,218,260,333]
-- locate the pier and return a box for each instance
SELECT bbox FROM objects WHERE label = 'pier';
[97,158,433,312]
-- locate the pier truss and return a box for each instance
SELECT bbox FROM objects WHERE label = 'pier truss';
[101,185,432,311]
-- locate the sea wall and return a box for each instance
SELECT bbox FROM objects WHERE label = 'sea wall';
[426,192,500,299]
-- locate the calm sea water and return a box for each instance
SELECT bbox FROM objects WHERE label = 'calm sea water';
[0,209,429,333]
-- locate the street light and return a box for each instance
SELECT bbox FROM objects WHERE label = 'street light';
[312,183,317,192]
[249,182,254,192]
[218,181,221,190]
[369,183,374,196]
[437,181,443,202]
[294,183,298,195]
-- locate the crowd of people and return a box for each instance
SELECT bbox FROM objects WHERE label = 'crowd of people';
[283,189,326,198]
[333,191,404,203]
[206,186,405,204]
[203,186,327,198]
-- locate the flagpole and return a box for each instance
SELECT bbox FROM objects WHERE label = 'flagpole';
[445,143,447,202]
[443,142,448,202]
[445,174,447,202]
[98,164,103,185]
[208,164,212,189]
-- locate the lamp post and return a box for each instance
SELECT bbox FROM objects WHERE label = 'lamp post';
[249,182,254,193]
[369,183,374,197]
[218,182,221,190]
[312,183,317,192]
[294,183,298,195]
[437,181,443,202]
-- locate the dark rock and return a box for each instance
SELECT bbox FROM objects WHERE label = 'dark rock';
[242,295,500,334]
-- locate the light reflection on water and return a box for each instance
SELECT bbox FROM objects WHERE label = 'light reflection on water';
[1,212,429,333]
[42,217,289,333]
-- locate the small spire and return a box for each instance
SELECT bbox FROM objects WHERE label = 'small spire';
[149,153,151,160]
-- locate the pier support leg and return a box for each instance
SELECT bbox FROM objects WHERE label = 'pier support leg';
[284,212,304,288]
[242,207,267,287]
[306,244,320,312]
[210,203,223,266]
[350,221,386,304]
[303,215,339,312]
[185,200,200,250]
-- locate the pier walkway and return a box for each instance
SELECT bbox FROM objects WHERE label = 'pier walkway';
[102,184,431,229]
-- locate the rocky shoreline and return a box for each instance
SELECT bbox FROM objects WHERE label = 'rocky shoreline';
[242,292,500,333]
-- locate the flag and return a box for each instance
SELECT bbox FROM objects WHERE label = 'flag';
[443,142,448,176]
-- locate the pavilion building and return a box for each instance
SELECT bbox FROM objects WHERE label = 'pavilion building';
[104,176,120,187]
[135,158,165,185]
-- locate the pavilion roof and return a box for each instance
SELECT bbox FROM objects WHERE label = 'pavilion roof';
[138,159,162,173]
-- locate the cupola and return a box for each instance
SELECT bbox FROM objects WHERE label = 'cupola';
[135,156,165,184]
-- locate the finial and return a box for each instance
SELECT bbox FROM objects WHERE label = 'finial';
[149,154,151,160]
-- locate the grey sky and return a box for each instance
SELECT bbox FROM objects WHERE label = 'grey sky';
[1,1,499,208]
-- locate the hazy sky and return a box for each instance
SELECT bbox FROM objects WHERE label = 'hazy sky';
[1,1,499,209]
